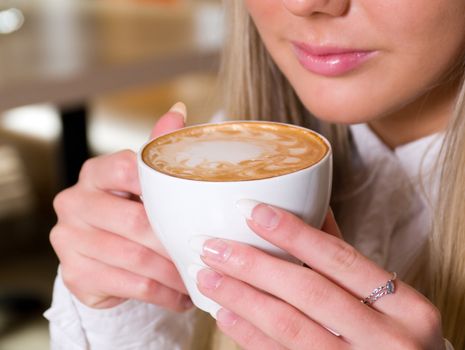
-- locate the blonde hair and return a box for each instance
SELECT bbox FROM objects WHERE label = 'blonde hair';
[431,78,465,348]
[202,2,465,348]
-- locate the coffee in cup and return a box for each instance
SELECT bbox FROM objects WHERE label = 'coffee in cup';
[142,121,328,182]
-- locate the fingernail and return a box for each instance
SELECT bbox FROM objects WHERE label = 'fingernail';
[236,199,281,230]
[252,204,281,230]
[169,101,187,123]
[235,199,260,220]
[187,263,205,281]
[217,308,238,327]
[203,239,232,263]
[189,236,232,262]
[197,268,223,290]
[189,235,212,255]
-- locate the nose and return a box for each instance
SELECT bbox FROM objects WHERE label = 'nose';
[282,0,349,17]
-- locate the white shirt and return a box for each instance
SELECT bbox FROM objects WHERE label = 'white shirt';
[44,124,453,349]
[336,124,443,279]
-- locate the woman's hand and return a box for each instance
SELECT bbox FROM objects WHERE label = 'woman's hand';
[194,202,444,349]
[50,103,193,312]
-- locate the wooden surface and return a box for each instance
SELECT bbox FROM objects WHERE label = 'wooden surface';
[0,0,222,111]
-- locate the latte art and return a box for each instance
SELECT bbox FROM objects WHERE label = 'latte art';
[142,122,328,181]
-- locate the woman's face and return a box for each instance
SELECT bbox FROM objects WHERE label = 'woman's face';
[245,0,465,124]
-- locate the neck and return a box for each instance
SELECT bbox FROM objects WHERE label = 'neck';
[368,79,460,149]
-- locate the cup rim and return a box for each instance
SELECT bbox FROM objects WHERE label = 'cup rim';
[138,120,332,183]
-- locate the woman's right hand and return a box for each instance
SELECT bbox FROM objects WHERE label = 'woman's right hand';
[50,103,193,312]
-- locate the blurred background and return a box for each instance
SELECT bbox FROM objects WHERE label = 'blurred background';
[0,0,223,348]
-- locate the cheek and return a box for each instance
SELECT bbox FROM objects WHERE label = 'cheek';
[244,0,277,18]
[243,0,286,42]
[376,1,465,68]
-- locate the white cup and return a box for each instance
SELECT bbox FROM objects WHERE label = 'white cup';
[138,121,332,317]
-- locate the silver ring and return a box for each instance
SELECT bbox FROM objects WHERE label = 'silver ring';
[361,272,397,305]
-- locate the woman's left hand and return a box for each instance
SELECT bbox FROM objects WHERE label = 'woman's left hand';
[193,202,445,350]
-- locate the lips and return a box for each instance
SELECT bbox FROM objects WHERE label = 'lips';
[292,42,377,77]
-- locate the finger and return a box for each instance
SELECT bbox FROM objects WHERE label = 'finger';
[57,186,169,258]
[77,103,187,193]
[60,253,192,312]
[216,309,287,350]
[78,150,140,194]
[150,102,186,139]
[53,223,187,294]
[198,239,385,348]
[194,268,348,349]
[242,202,426,322]
[321,208,343,239]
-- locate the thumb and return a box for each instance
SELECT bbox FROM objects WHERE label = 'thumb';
[150,102,187,139]
[321,208,343,239]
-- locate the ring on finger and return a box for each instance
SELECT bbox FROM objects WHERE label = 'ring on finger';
[361,272,397,305]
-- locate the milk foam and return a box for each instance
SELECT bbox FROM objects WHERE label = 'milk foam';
[142,122,328,181]
[175,141,267,167]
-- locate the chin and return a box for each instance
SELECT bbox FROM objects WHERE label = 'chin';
[298,95,377,126]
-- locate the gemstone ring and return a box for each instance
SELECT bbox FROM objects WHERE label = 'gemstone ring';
[361,272,397,305]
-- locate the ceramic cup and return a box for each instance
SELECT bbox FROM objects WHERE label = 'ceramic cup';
[138,121,332,317]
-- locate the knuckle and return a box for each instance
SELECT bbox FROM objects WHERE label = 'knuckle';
[61,265,81,292]
[125,204,148,233]
[238,323,261,348]
[53,188,73,215]
[417,302,442,333]
[281,214,303,241]
[389,334,422,350]
[427,306,442,331]
[136,278,160,299]
[49,225,64,250]
[53,186,85,221]
[173,294,190,312]
[232,245,258,272]
[78,158,96,182]
[49,225,77,255]
[159,261,179,284]
[117,149,136,161]
[50,224,84,263]
[330,241,359,272]
[297,275,328,306]
[52,191,64,213]
[126,244,152,270]
[274,313,304,341]
[112,151,137,185]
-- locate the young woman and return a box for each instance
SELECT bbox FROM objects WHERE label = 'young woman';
[45,1,465,349]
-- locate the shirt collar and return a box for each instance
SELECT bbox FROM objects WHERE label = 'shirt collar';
[349,123,444,185]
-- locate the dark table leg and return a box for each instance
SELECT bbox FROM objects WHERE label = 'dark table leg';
[59,105,90,188]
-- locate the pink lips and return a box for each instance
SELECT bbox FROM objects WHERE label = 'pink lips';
[292,42,376,77]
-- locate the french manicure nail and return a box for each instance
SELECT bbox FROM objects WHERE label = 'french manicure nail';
[189,235,211,256]
[197,268,223,290]
[203,239,232,263]
[187,263,205,281]
[236,199,281,230]
[188,264,222,290]
[216,308,238,327]
[169,101,187,123]
[252,204,281,230]
[235,199,260,220]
